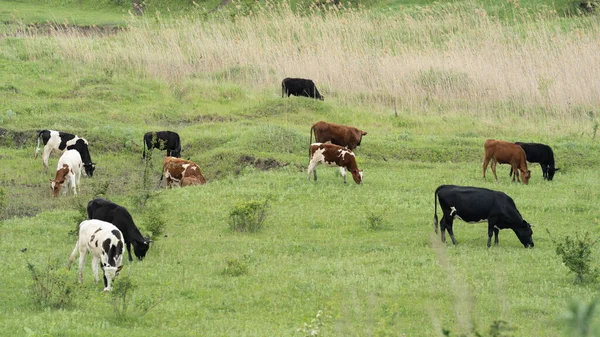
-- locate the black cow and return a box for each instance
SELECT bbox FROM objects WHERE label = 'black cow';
[35,130,96,177]
[433,185,534,248]
[281,78,324,100]
[513,142,560,181]
[143,131,181,159]
[87,198,151,261]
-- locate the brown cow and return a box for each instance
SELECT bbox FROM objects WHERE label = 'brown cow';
[162,157,206,189]
[308,143,363,184]
[483,139,531,184]
[309,121,367,156]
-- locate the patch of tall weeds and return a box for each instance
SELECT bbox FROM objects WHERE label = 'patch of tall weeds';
[548,230,599,284]
[27,259,74,309]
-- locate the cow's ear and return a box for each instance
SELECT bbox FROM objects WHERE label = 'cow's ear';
[362,131,368,136]
[554,168,560,171]
[49,179,53,182]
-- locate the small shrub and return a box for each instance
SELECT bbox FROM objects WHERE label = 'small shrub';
[365,212,383,231]
[442,320,514,337]
[27,259,74,309]
[111,275,137,317]
[222,256,249,277]
[548,230,599,284]
[228,199,269,232]
[68,200,88,238]
[0,187,5,218]
[145,212,166,240]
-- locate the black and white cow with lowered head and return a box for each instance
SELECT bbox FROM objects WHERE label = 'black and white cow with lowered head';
[68,219,124,291]
[433,185,534,248]
[87,198,151,262]
[35,130,96,177]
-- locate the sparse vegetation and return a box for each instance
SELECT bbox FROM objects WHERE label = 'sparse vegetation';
[27,259,74,309]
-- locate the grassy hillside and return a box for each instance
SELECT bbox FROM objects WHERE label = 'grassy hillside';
[1,1,600,336]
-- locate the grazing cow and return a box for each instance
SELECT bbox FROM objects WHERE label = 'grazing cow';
[282,78,324,100]
[50,150,82,197]
[68,219,124,291]
[310,121,367,153]
[513,142,560,181]
[87,198,151,262]
[308,143,363,184]
[433,185,534,248]
[143,131,181,159]
[162,157,206,188]
[35,130,96,177]
[483,139,531,184]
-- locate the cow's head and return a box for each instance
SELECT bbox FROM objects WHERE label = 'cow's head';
[514,220,534,248]
[350,169,363,184]
[102,264,123,292]
[521,169,531,185]
[171,149,181,158]
[49,179,65,197]
[356,130,368,146]
[547,167,560,181]
[133,238,151,260]
[83,162,96,177]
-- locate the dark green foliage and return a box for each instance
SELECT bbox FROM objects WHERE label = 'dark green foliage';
[228,199,269,232]
[27,260,74,309]
[365,211,384,231]
[548,230,599,284]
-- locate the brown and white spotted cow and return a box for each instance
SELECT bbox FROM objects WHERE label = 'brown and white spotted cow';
[162,157,207,189]
[308,143,363,184]
[50,149,83,197]
[68,219,124,292]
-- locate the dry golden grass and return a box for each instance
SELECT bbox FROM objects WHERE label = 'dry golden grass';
[21,1,600,131]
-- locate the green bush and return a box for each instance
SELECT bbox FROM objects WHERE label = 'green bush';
[27,260,74,309]
[145,212,166,240]
[228,199,269,232]
[222,256,249,277]
[549,230,599,284]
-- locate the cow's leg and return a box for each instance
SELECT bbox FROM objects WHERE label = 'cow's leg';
[91,256,100,283]
[541,164,548,180]
[487,221,500,247]
[307,161,318,181]
[482,156,491,178]
[494,228,499,245]
[42,147,52,171]
[70,173,77,195]
[445,218,458,245]
[127,242,134,262]
[339,167,347,184]
[77,248,87,284]
[490,159,498,180]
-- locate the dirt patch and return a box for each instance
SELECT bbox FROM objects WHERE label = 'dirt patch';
[239,155,289,171]
[0,128,35,148]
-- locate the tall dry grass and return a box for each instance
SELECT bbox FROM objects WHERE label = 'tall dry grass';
[21,1,600,127]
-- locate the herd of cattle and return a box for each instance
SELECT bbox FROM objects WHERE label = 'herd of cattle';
[31,77,559,291]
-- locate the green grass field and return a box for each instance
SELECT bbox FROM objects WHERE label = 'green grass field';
[1,1,600,336]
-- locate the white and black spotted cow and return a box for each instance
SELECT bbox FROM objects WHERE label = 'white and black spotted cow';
[433,185,534,248]
[68,219,124,291]
[35,130,96,177]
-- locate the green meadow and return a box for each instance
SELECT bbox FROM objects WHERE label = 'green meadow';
[1,1,599,336]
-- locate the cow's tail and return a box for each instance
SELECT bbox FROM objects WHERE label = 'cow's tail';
[142,136,146,159]
[433,186,440,234]
[282,81,285,98]
[34,130,44,158]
